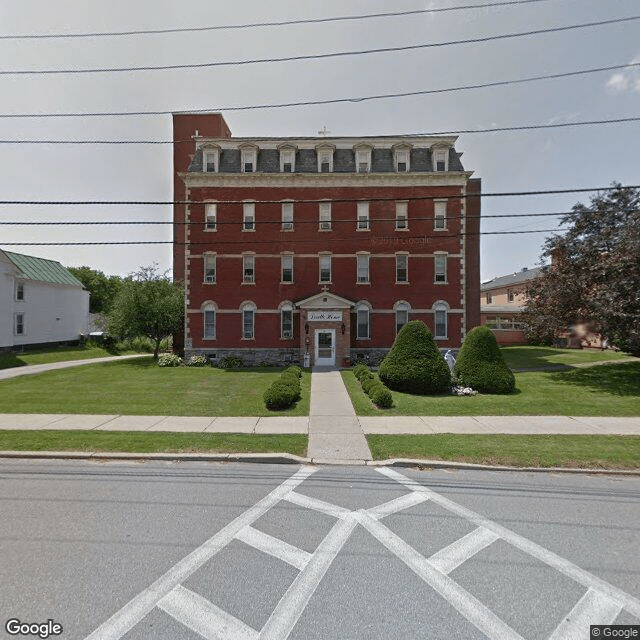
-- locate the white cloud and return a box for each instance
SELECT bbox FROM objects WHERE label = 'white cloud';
[606,73,630,93]
[606,54,640,94]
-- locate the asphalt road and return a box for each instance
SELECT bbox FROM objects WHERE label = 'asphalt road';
[0,460,639,640]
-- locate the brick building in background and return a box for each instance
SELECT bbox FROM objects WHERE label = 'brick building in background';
[173,112,480,366]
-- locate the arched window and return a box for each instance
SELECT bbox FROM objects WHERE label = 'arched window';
[433,301,449,339]
[201,302,217,340]
[393,301,411,335]
[279,301,294,340]
[240,301,257,340]
[355,301,371,340]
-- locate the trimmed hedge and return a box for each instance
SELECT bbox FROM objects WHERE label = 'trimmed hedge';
[352,364,394,409]
[263,366,303,410]
[453,325,516,394]
[378,321,451,394]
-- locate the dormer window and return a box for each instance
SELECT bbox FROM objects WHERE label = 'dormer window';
[316,145,335,172]
[393,144,411,172]
[279,146,296,173]
[202,146,220,173]
[240,145,258,173]
[433,147,449,172]
[354,145,372,173]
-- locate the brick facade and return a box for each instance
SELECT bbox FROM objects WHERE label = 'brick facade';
[173,113,481,366]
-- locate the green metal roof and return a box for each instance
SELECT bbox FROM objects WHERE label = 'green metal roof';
[2,251,84,287]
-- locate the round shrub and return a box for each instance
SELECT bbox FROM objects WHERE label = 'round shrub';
[453,325,516,394]
[218,356,243,369]
[361,376,377,394]
[280,369,301,385]
[186,355,208,367]
[378,321,451,394]
[157,353,182,367]
[284,365,302,378]
[352,363,369,380]
[370,385,393,409]
[263,381,300,410]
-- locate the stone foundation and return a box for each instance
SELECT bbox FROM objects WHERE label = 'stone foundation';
[186,347,301,367]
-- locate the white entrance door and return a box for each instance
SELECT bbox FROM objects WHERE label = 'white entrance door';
[315,329,336,366]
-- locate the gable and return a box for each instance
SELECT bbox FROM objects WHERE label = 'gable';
[2,250,83,287]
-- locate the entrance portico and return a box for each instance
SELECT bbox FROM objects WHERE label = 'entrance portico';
[296,292,354,367]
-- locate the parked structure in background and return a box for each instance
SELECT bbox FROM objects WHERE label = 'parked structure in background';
[0,250,90,351]
[480,267,543,345]
[173,112,481,366]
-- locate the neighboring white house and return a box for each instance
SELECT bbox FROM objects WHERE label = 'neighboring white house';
[0,249,90,350]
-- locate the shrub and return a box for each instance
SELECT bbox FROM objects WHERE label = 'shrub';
[370,384,393,409]
[186,355,209,367]
[361,376,378,395]
[218,356,243,369]
[157,353,182,367]
[263,381,300,410]
[453,325,516,394]
[352,363,368,380]
[379,321,451,394]
[284,365,302,378]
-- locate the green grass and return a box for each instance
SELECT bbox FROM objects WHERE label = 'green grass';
[0,345,129,370]
[342,362,640,416]
[366,434,640,469]
[501,345,636,370]
[0,358,312,416]
[0,430,307,456]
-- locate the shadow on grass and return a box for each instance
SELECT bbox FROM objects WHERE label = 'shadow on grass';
[550,362,640,397]
[501,347,565,369]
[0,353,28,370]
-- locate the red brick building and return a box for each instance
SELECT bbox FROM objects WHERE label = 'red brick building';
[173,112,480,366]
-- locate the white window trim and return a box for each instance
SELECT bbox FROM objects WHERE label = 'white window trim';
[434,252,447,284]
[242,254,255,284]
[434,199,448,231]
[14,312,25,335]
[394,301,411,335]
[279,146,296,173]
[355,302,371,340]
[202,147,219,173]
[240,302,257,340]
[280,302,294,340]
[316,146,335,173]
[357,201,370,231]
[396,253,409,284]
[203,253,216,284]
[205,202,217,232]
[202,303,217,340]
[319,201,332,231]
[319,254,332,284]
[433,301,449,339]
[281,201,294,231]
[15,282,25,301]
[356,253,370,284]
[281,254,294,284]
[355,146,372,173]
[433,147,449,172]
[240,146,258,173]
[395,201,408,231]
[243,202,255,232]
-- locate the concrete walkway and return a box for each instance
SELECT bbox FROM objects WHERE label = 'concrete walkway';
[307,367,373,463]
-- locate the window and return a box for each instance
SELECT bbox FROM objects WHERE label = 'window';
[203,148,218,173]
[319,254,331,283]
[281,254,293,283]
[241,303,256,339]
[241,146,257,173]
[394,301,410,335]
[279,147,295,172]
[280,303,293,339]
[396,253,408,283]
[319,202,331,230]
[204,254,216,283]
[396,202,408,230]
[281,202,294,231]
[243,202,255,231]
[203,304,216,339]
[15,282,24,301]
[394,149,410,172]
[435,253,447,283]
[15,313,24,335]
[433,148,448,172]
[356,254,370,283]
[434,200,447,230]
[508,289,515,302]
[317,147,334,172]
[243,254,255,283]
[356,303,370,339]
[486,292,493,304]
[205,203,217,231]
[355,147,372,173]
[357,202,370,230]
[434,302,448,339]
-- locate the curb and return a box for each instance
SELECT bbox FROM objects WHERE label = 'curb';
[1,451,639,475]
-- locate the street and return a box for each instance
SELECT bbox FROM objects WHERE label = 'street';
[1,460,639,639]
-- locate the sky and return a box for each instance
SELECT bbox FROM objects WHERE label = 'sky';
[0,0,638,282]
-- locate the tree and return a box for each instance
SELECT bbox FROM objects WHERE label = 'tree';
[107,265,184,358]
[67,266,123,314]
[522,184,640,355]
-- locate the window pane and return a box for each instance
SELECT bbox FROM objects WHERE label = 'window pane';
[357,309,369,339]
[282,255,293,282]
[434,201,446,229]
[319,256,331,282]
[435,309,447,338]
[281,309,293,338]
[243,310,254,339]
[357,255,369,282]
[435,255,446,282]
[204,257,216,283]
[243,256,255,283]
[204,310,215,338]
[396,309,408,334]
[396,255,408,282]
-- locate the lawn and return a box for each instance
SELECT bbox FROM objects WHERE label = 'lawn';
[342,361,640,416]
[0,344,127,370]
[366,434,640,469]
[0,430,307,456]
[500,345,636,369]
[0,358,311,416]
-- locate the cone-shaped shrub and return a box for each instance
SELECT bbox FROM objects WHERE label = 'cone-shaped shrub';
[379,321,451,394]
[453,325,515,394]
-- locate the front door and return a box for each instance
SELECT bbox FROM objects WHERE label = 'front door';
[315,329,336,366]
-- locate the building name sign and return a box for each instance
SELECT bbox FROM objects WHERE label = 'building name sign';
[308,311,342,322]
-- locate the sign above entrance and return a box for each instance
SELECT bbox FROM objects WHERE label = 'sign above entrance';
[308,311,342,322]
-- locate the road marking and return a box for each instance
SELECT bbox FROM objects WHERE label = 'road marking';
[428,526,500,575]
[284,490,352,519]
[547,588,623,640]
[376,467,640,619]
[158,584,258,640]
[355,510,526,640]
[236,525,312,571]
[83,465,316,640]
[366,490,428,520]
[259,514,358,640]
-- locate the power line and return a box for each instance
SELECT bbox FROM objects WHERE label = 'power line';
[0,1,552,40]
[0,184,638,206]
[1,62,638,124]
[1,16,637,75]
